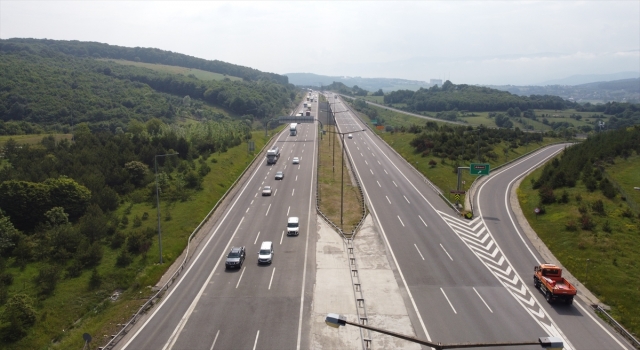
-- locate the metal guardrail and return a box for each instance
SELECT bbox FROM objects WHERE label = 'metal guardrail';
[592,305,640,349]
[99,125,284,350]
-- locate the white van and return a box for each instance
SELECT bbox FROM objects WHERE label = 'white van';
[287,217,300,236]
[258,241,274,264]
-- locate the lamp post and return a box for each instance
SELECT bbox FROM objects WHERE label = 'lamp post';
[319,108,350,173]
[323,128,366,230]
[325,313,564,350]
[155,152,179,264]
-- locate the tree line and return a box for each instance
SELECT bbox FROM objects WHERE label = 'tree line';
[0,38,288,84]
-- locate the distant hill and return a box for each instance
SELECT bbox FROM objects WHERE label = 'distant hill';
[539,71,640,86]
[285,72,430,92]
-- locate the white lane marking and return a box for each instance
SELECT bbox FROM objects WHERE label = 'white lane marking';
[302,149,304,153]
[378,160,381,165]
[261,181,264,185]
[357,147,360,150]
[419,215,428,228]
[367,147,370,151]
[440,244,453,261]
[209,330,220,350]
[360,153,363,157]
[473,287,493,313]
[267,171,270,175]
[287,206,291,216]
[265,204,271,216]
[235,267,246,289]
[414,244,425,260]
[245,207,249,213]
[384,169,388,174]
[284,165,287,170]
[288,157,290,161]
[372,153,375,157]
[292,188,295,196]
[296,175,298,181]
[268,268,276,290]
[397,215,405,227]
[386,196,391,204]
[369,169,373,175]
[161,217,246,350]
[253,330,260,350]
[254,193,257,198]
[403,195,410,204]
[280,230,285,244]
[251,200,254,205]
[365,160,368,165]
[298,165,300,170]
[392,180,398,187]
[274,189,277,197]
[254,231,260,244]
[575,302,628,349]
[441,288,457,314]
[377,180,381,187]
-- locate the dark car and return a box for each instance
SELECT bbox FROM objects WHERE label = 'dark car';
[225,246,246,269]
[275,171,284,180]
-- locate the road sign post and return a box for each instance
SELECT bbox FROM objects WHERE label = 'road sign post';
[470,163,490,176]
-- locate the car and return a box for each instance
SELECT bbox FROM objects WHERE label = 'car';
[287,216,300,236]
[262,186,272,196]
[348,134,353,139]
[257,241,274,264]
[275,171,284,180]
[225,246,246,269]
[292,157,300,164]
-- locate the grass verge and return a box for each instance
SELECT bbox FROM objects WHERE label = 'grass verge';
[518,154,640,336]
[317,126,365,236]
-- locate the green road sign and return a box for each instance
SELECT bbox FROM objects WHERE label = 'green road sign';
[470,163,490,175]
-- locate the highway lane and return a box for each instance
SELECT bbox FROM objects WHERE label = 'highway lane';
[119,97,319,350]
[473,144,631,349]
[327,95,569,348]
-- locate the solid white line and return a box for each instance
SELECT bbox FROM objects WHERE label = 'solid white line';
[418,215,428,228]
[265,203,271,216]
[473,287,493,313]
[377,180,381,187]
[235,267,246,289]
[253,330,260,350]
[254,232,260,244]
[575,302,628,349]
[384,169,388,174]
[287,206,290,216]
[398,215,405,227]
[392,180,398,187]
[386,196,391,204]
[440,244,453,261]
[441,288,457,314]
[208,330,220,350]
[404,195,410,204]
[268,268,275,290]
[162,217,246,350]
[280,230,285,244]
[292,188,295,196]
[414,244,425,260]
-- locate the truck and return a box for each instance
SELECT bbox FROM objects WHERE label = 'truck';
[533,263,577,304]
[266,146,280,164]
[289,123,297,136]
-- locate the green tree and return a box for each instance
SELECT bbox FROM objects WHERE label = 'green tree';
[125,161,150,187]
[33,265,60,296]
[0,293,37,342]
[44,177,91,220]
[0,180,51,231]
[0,211,20,255]
[78,204,108,243]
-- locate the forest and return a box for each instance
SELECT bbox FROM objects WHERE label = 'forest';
[0,38,288,84]
[0,40,295,134]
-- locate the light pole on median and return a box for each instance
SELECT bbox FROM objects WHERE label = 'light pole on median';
[325,313,564,350]
[155,152,179,264]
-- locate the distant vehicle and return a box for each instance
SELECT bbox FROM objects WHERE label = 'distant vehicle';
[275,171,284,180]
[287,216,300,236]
[258,241,274,264]
[292,157,299,164]
[534,263,577,304]
[348,134,353,139]
[305,111,311,116]
[262,186,272,196]
[296,112,304,117]
[290,123,298,136]
[266,146,280,164]
[225,246,246,269]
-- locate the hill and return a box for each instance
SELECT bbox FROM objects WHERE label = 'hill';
[539,71,640,86]
[286,72,430,92]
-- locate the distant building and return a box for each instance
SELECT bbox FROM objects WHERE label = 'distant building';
[430,79,442,86]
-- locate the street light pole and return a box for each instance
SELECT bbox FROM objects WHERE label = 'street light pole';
[155,152,179,264]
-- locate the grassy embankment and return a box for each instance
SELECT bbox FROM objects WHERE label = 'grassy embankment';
[518,155,640,336]
[317,125,364,237]
[100,59,243,82]
[3,131,270,350]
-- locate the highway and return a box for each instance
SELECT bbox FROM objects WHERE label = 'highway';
[118,96,319,350]
[327,94,631,349]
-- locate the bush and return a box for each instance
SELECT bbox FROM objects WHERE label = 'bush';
[599,179,617,199]
[142,212,149,220]
[580,214,596,231]
[0,293,36,342]
[559,190,569,204]
[538,185,556,204]
[65,259,84,279]
[602,220,612,233]
[133,215,142,228]
[116,249,133,267]
[34,265,60,296]
[565,220,578,231]
[592,199,605,216]
[110,230,125,249]
[575,194,582,202]
[88,268,102,290]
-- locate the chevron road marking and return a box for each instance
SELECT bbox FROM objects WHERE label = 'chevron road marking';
[436,210,574,350]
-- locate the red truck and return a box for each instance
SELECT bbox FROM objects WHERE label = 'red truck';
[533,263,577,305]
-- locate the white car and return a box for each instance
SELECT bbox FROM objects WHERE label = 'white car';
[262,186,272,196]
[348,134,353,139]
[292,157,300,164]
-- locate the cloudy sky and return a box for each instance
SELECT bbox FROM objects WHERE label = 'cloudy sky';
[1,1,638,85]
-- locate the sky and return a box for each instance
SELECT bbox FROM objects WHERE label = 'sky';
[1,1,639,85]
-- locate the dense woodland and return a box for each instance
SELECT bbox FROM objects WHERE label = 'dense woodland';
[0,40,295,134]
